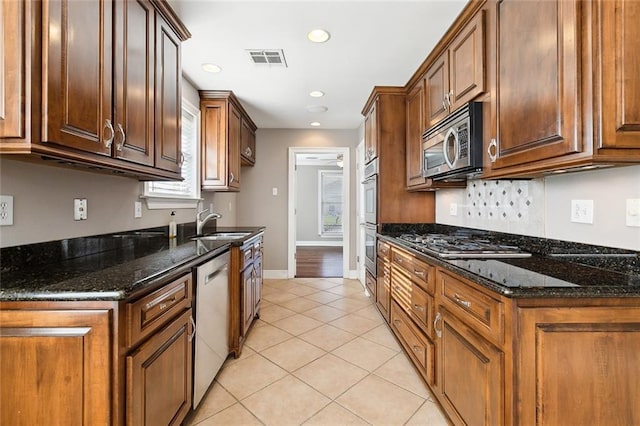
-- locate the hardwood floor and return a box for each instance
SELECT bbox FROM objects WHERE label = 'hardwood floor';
[296,246,343,278]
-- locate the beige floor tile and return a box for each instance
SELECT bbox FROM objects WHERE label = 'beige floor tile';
[293,353,368,399]
[352,304,386,322]
[326,285,367,298]
[196,402,262,426]
[336,375,425,425]
[222,345,256,368]
[405,400,450,426]
[244,323,293,351]
[298,279,341,290]
[303,290,344,304]
[285,284,321,296]
[241,375,331,426]
[327,297,372,313]
[271,313,324,335]
[302,402,369,425]
[279,297,323,313]
[304,305,349,322]
[332,337,397,372]
[374,353,432,399]
[260,299,274,308]
[216,355,287,400]
[298,324,358,352]
[261,337,326,372]
[259,304,297,323]
[262,290,299,304]
[361,324,402,351]
[342,279,366,289]
[188,382,237,425]
[329,313,380,336]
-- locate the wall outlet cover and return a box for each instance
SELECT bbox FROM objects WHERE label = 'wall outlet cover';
[449,203,458,216]
[74,198,88,221]
[626,198,640,227]
[0,195,14,226]
[134,201,142,218]
[570,199,594,224]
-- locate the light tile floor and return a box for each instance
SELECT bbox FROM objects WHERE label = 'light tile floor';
[185,278,450,426]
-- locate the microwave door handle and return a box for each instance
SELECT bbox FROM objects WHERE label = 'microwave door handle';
[443,127,458,169]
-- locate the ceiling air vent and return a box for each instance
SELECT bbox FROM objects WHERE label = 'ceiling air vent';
[246,49,288,67]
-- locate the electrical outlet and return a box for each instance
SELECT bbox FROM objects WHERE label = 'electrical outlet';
[449,203,458,216]
[570,199,593,224]
[272,187,278,196]
[134,201,142,218]
[0,195,14,226]
[74,198,88,221]
[626,199,640,227]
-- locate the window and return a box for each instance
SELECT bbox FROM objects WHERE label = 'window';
[318,170,343,236]
[143,99,200,208]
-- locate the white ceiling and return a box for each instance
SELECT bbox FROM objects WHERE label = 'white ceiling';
[170,0,468,130]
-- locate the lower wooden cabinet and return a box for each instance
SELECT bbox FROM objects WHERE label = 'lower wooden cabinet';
[127,309,193,426]
[0,305,113,425]
[376,258,391,323]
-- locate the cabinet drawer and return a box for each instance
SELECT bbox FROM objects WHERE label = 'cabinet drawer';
[391,302,435,385]
[240,247,253,270]
[127,273,192,347]
[439,269,504,345]
[411,284,435,338]
[391,248,435,294]
[365,270,376,299]
[378,240,391,261]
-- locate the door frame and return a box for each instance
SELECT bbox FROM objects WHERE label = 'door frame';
[356,140,365,285]
[288,146,351,279]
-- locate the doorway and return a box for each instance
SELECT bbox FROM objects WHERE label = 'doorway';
[287,147,350,278]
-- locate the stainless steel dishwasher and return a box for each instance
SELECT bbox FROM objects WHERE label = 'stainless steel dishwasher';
[193,252,230,408]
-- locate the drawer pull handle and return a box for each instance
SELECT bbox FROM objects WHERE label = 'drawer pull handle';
[434,312,442,338]
[488,138,497,163]
[393,319,402,327]
[453,294,471,308]
[189,316,196,342]
[159,303,167,310]
[413,304,424,312]
[413,269,425,277]
[412,345,423,354]
[145,292,180,310]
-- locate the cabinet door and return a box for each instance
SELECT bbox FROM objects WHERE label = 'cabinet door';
[201,100,228,189]
[240,118,256,166]
[0,0,30,147]
[437,308,504,426]
[42,0,113,155]
[127,309,193,426]
[448,10,485,112]
[517,306,640,426]
[364,99,378,163]
[599,0,640,149]
[406,80,427,188]
[241,265,254,336]
[253,255,262,316]
[425,54,449,128]
[114,0,155,166]
[491,0,580,169]
[154,14,182,173]
[376,260,391,323]
[0,308,112,425]
[228,103,242,189]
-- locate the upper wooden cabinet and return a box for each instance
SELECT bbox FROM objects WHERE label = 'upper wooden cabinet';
[364,99,379,164]
[405,81,427,188]
[0,0,190,180]
[200,90,257,191]
[485,0,640,177]
[425,9,486,128]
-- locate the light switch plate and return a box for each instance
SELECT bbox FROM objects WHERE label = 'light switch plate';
[626,199,640,227]
[449,203,458,216]
[0,195,14,226]
[570,199,593,224]
[134,201,142,218]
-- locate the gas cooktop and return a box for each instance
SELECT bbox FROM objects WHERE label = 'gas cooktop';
[398,233,532,259]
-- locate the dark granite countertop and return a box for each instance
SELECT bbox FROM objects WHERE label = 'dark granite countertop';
[0,224,265,302]
[379,224,640,298]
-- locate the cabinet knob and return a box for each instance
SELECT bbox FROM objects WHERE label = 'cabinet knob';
[115,123,126,152]
[103,119,115,148]
[488,139,497,163]
[245,147,252,156]
[413,304,424,312]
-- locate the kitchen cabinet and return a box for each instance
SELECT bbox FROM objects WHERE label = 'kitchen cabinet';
[0,270,194,426]
[240,114,257,166]
[485,0,640,178]
[361,87,436,224]
[0,0,190,180]
[425,9,485,128]
[200,90,257,191]
[229,233,264,356]
[376,240,391,323]
[0,0,30,147]
[0,303,114,425]
[365,270,376,299]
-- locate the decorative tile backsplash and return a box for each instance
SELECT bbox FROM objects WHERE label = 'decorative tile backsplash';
[454,179,545,236]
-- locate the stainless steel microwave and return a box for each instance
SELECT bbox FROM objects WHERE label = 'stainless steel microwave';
[422,102,483,181]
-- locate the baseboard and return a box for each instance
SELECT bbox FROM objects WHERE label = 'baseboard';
[296,240,343,247]
[264,270,288,279]
[348,270,359,280]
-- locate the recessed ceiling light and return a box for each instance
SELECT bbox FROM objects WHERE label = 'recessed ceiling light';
[305,105,328,113]
[201,63,222,73]
[310,122,321,127]
[309,90,325,98]
[307,29,331,43]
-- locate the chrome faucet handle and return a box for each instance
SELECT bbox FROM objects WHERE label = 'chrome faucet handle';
[197,208,210,219]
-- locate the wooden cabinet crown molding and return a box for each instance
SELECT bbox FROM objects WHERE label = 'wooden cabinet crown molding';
[360,86,405,116]
[150,0,192,41]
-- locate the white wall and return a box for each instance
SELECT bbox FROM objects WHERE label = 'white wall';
[237,129,359,271]
[296,164,343,243]
[435,165,640,250]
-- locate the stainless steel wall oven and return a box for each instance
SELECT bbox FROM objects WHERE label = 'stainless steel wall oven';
[362,158,379,276]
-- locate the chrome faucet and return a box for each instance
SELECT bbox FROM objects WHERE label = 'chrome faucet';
[196,203,222,235]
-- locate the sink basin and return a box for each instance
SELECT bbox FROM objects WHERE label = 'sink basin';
[192,232,251,241]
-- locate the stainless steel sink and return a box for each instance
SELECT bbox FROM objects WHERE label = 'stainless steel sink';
[192,232,251,241]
